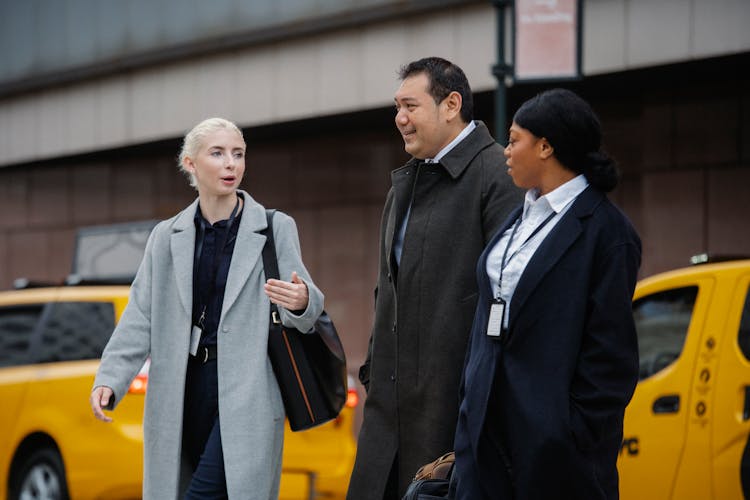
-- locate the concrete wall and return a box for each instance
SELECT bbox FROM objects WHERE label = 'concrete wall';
[584,0,750,74]
[0,0,408,85]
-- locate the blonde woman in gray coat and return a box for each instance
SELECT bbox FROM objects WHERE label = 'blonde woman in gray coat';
[89,117,324,499]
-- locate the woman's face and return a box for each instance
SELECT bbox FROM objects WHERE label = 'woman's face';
[185,128,246,197]
[504,122,545,191]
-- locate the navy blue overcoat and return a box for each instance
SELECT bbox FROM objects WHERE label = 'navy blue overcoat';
[453,186,641,500]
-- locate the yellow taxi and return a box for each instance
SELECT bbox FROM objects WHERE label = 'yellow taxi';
[618,258,750,499]
[0,284,357,500]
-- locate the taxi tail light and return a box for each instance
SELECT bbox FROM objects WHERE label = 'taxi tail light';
[346,387,359,408]
[128,373,148,394]
[345,374,359,409]
[332,388,360,428]
[128,360,150,394]
[332,378,360,427]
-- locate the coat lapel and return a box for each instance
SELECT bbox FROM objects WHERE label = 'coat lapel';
[386,160,419,276]
[170,198,200,317]
[221,191,267,320]
[383,189,399,276]
[508,187,603,330]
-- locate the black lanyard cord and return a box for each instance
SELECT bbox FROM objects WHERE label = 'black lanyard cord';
[496,210,557,295]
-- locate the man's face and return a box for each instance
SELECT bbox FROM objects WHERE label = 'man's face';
[394,73,454,160]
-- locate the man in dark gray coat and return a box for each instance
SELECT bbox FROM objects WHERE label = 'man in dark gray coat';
[347,57,522,500]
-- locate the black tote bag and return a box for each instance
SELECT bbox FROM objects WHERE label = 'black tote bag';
[261,210,348,431]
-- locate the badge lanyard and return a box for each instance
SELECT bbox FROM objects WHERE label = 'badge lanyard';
[193,195,241,329]
[487,210,556,338]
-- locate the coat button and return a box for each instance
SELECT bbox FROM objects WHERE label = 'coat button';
[390,374,396,381]
[387,272,392,282]
[392,322,397,333]
[222,327,229,333]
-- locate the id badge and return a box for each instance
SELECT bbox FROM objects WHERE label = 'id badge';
[486,299,506,338]
[189,325,202,356]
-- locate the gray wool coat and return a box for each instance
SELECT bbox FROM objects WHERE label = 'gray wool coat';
[348,122,523,499]
[93,190,324,500]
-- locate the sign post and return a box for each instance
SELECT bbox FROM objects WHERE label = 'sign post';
[491,0,582,143]
[491,0,513,144]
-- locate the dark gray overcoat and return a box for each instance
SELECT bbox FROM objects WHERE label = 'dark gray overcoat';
[348,122,523,499]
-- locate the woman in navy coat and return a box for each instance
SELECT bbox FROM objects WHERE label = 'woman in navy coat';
[452,89,641,500]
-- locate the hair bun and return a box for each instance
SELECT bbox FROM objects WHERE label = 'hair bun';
[584,151,619,192]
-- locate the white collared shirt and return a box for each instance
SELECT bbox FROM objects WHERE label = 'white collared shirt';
[394,121,477,265]
[486,174,589,327]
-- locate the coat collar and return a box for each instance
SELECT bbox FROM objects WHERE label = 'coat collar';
[391,120,497,181]
[169,190,268,318]
[438,121,497,180]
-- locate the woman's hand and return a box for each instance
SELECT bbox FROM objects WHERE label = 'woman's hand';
[90,385,114,423]
[264,271,309,312]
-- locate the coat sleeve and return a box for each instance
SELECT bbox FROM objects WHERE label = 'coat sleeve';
[93,224,159,408]
[271,211,324,333]
[568,235,641,450]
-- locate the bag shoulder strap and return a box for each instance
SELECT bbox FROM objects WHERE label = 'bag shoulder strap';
[261,209,279,280]
[260,209,282,323]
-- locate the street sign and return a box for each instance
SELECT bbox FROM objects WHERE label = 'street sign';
[514,0,581,82]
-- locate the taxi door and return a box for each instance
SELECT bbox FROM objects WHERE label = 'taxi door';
[0,302,46,490]
[619,276,715,500]
[711,271,750,499]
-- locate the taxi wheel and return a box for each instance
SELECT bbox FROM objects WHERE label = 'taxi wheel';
[9,448,69,500]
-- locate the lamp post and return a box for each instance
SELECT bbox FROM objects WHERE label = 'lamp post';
[491,0,513,145]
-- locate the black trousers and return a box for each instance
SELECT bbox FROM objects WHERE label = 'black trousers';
[182,357,228,499]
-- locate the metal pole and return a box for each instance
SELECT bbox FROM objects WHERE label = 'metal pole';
[491,0,513,145]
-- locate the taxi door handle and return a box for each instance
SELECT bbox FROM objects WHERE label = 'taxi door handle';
[743,386,750,421]
[653,394,680,414]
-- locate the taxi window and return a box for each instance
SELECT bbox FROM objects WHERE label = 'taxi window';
[32,302,115,363]
[633,286,698,379]
[738,284,750,362]
[0,305,44,368]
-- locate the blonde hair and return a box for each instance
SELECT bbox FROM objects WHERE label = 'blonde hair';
[178,117,245,188]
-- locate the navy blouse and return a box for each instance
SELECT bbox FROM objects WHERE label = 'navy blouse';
[192,204,242,347]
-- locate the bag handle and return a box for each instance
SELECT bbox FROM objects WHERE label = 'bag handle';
[260,209,282,325]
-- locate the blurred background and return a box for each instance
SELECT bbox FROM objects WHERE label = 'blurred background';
[0,0,749,429]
